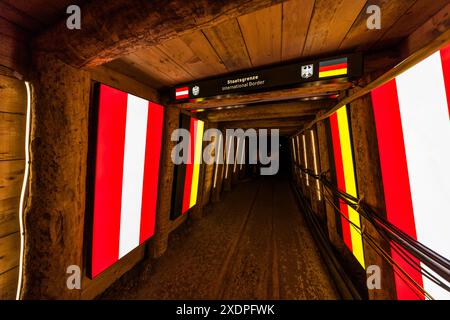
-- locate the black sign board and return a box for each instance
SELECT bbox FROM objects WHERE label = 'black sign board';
[171,53,362,103]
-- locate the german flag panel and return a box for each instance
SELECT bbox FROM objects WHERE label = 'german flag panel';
[371,43,450,300]
[329,105,365,268]
[171,114,205,220]
[319,57,348,78]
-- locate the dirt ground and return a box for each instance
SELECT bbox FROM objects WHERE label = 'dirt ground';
[100,175,339,300]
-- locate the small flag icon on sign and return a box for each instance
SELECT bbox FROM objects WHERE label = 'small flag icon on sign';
[319,58,348,78]
[175,87,189,100]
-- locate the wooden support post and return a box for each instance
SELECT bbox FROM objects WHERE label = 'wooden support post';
[147,106,179,258]
[22,53,91,299]
[315,111,343,250]
[349,91,396,300]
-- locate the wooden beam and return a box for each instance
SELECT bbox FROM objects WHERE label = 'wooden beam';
[34,0,282,68]
[299,2,450,134]
[174,81,352,110]
[223,118,306,129]
[203,100,333,122]
[90,65,159,102]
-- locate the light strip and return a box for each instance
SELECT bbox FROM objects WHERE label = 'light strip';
[16,81,31,300]
[302,134,309,186]
[233,137,240,173]
[296,136,301,179]
[224,136,233,179]
[292,138,297,162]
[240,138,245,170]
[213,134,222,188]
[310,130,321,200]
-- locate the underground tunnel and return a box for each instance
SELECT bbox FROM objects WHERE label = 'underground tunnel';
[0,0,450,306]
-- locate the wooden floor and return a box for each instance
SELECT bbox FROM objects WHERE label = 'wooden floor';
[101,175,338,300]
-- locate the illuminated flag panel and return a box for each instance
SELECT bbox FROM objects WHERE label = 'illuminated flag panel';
[371,44,450,300]
[171,114,205,220]
[319,57,348,78]
[329,106,365,268]
[89,84,164,279]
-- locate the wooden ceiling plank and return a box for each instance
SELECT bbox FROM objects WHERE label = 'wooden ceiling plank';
[302,0,366,57]
[339,0,416,52]
[371,0,450,50]
[157,36,221,79]
[0,1,42,31]
[181,31,228,75]
[238,3,282,67]
[281,0,315,62]
[0,17,29,41]
[1,0,65,26]
[200,18,252,72]
[157,38,204,78]
[119,53,174,87]
[128,47,193,85]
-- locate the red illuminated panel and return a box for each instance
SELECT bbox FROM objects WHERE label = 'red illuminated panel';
[440,44,450,118]
[371,79,423,300]
[90,84,164,278]
[371,44,450,300]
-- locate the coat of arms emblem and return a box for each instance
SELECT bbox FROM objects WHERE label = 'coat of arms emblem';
[192,85,200,96]
[301,64,314,79]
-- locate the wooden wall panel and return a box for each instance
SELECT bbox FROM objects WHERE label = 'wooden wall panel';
[0,232,20,274]
[0,160,24,206]
[0,160,25,238]
[0,73,26,300]
[0,76,26,114]
[203,19,252,72]
[0,266,18,300]
[281,0,315,61]
[0,197,19,238]
[238,4,282,66]
[0,17,29,75]
[0,113,26,161]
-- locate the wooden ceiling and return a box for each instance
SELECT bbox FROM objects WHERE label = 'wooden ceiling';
[105,0,449,89]
[0,0,87,33]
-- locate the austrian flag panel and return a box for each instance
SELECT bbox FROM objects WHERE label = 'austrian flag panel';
[371,44,450,300]
[89,84,164,279]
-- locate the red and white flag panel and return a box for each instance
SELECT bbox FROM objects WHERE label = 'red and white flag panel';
[175,86,189,100]
[371,44,450,300]
[90,84,164,278]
